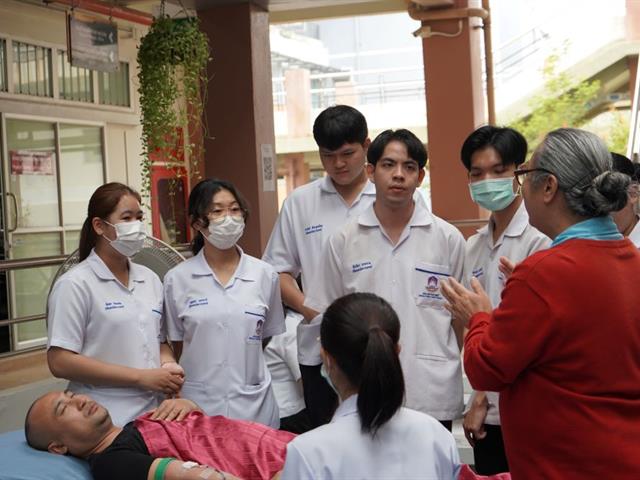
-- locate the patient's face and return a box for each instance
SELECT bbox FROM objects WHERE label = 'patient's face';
[30,391,112,456]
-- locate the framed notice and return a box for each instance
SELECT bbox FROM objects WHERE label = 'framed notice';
[67,12,119,72]
[10,150,55,175]
[261,144,276,192]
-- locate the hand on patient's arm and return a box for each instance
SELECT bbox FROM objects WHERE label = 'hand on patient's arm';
[441,277,492,328]
[151,398,202,421]
[279,273,318,322]
[462,392,489,447]
[148,459,241,480]
[47,347,182,394]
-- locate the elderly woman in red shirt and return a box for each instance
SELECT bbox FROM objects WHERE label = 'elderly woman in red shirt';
[442,128,640,480]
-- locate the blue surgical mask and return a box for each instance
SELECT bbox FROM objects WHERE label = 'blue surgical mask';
[320,363,340,397]
[469,177,517,211]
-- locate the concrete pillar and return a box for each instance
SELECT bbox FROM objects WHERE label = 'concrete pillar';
[198,2,278,256]
[420,0,488,237]
[283,153,310,194]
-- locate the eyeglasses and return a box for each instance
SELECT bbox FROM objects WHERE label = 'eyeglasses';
[513,167,555,186]
[208,206,244,220]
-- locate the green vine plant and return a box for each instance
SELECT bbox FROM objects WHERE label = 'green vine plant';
[137,2,210,219]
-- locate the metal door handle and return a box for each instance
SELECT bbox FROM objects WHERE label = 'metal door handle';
[7,192,18,233]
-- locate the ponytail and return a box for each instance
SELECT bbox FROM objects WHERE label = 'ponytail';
[78,217,97,261]
[321,293,404,437]
[358,326,404,435]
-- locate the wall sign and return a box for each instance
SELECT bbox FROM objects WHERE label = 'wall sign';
[67,12,119,72]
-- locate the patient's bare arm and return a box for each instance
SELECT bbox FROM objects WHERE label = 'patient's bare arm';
[147,459,241,480]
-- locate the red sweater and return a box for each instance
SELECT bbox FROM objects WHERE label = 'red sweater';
[464,239,640,480]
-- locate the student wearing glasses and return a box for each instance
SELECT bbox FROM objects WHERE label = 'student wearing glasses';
[460,126,549,475]
[163,179,285,428]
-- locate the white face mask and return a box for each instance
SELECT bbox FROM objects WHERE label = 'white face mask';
[103,220,146,257]
[204,215,245,250]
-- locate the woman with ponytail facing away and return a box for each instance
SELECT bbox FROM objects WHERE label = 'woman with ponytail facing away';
[280,292,460,480]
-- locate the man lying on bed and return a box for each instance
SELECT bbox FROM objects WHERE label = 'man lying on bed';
[24,390,295,480]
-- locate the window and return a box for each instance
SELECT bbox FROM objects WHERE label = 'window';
[0,39,7,92]
[12,41,52,97]
[3,118,105,352]
[58,51,93,102]
[98,62,130,107]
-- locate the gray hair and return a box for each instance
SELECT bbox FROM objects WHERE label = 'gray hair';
[531,128,629,217]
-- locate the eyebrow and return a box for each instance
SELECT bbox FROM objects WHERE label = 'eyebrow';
[119,209,143,216]
[382,158,418,165]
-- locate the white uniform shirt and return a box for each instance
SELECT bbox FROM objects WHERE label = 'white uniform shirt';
[47,249,164,427]
[164,248,285,428]
[463,201,549,424]
[305,201,466,420]
[281,394,461,480]
[262,175,375,294]
[264,310,305,418]
[628,215,640,247]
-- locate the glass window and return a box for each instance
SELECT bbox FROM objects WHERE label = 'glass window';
[12,41,52,97]
[58,51,93,102]
[98,62,130,107]
[6,119,59,228]
[64,230,81,254]
[11,232,62,345]
[59,124,104,225]
[0,38,7,92]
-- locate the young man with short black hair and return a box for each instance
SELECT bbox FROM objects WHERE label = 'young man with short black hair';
[263,105,375,427]
[460,125,549,475]
[305,128,466,429]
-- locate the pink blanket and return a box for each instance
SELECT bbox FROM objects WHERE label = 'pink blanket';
[135,411,295,480]
[459,465,512,480]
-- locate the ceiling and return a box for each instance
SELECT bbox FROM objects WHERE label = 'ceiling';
[119,0,408,22]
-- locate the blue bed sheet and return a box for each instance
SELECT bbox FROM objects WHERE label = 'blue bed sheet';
[0,430,92,480]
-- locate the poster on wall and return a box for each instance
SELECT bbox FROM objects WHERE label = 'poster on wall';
[66,12,119,72]
[261,144,276,192]
[10,150,55,175]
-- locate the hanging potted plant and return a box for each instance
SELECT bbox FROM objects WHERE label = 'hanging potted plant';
[137,2,210,212]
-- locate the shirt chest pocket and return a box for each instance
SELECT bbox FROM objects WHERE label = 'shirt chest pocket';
[413,262,451,309]
[244,305,268,386]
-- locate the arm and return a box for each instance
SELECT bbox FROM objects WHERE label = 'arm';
[302,233,347,316]
[148,460,240,480]
[448,229,467,350]
[170,341,183,362]
[47,347,183,394]
[163,274,185,364]
[464,277,552,391]
[262,270,287,339]
[279,272,318,322]
[159,343,184,379]
[462,391,488,447]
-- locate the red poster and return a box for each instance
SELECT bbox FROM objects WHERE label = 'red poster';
[10,150,55,175]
